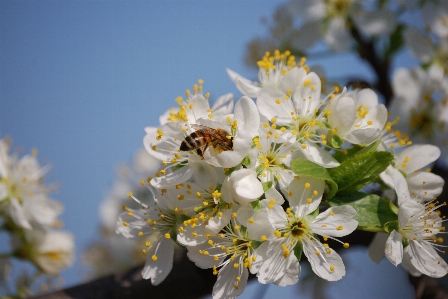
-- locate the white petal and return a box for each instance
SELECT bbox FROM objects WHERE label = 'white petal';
[293,72,321,118]
[397,144,441,174]
[257,87,294,124]
[355,88,379,107]
[311,205,358,237]
[300,141,340,168]
[177,222,207,246]
[189,157,218,190]
[379,165,395,190]
[391,168,411,207]
[186,238,226,269]
[186,94,210,121]
[150,166,193,188]
[208,129,252,168]
[407,172,444,202]
[23,194,63,226]
[212,93,234,116]
[404,240,448,278]
[226,68,260,98]
[328,96,356,135]
[255,238,295,283]
[303,239,345,281]
[402,247,423,277]
[205,209,233,235]
[213,257,248,299]
[398,199,423,229]
[247,209,276,241]
[141,238,174,285]
[368,232,388,264]
[264,203,288,230]
[230,169,264,206]
[385,230,403,266]
[273,259,300,286]
[234,96,260,138]
[288,176,324,218]
[263,186,285,206]
[8,198,31,229]
[235,205,255,224]
[278,66,307,93]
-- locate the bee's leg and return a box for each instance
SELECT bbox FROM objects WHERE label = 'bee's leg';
[196,145,207,159]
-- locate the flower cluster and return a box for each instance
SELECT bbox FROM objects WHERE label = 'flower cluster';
[116,50,447,298]
[245,0,448,166]
[0,138,74,297]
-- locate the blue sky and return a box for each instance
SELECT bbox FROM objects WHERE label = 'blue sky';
[1,0,416,297]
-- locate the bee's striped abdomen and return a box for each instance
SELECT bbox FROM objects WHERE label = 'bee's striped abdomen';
[180,131,205,151]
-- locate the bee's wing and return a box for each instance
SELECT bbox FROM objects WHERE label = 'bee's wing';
[190,124,213,131]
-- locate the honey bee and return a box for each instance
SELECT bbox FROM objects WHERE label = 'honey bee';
[180,124,233,158]
[347,80,372,90]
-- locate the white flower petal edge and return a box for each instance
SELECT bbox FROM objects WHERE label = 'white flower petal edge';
[142,237,174,286]
[404,240,448,278]
[385,230,403,266]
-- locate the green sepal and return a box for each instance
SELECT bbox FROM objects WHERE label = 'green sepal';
[251,240,262,250]
[242,156,251,166]
[262,181,273,192]
[293,241,303,262]
[328,151,393,195]
[224,166,237,176]
[291,158,338,199]
[327,192,398,232]
[329,132,344,149]
[251,200,261,212]
[308,207,320,219]
[384,221,399,234]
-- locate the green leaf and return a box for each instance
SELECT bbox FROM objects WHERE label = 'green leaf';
[333,147,360,163]
[333,140,381,163]
[291,158,338,199]
[328,151,393,194]
[262,181,273,192]
[293,241,303,262]
[327,192,398,232]
[385,24,404,57]
[354,139,380,156]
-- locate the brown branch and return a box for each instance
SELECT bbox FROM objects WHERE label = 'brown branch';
[349,23,393,105]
